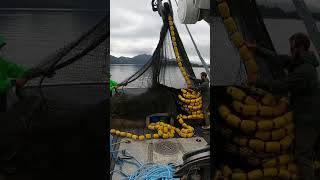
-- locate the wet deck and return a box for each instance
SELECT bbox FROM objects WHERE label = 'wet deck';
[109,127,210,176]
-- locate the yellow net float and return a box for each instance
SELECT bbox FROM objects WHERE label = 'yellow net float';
[132,135,138,140]
[172,41,177,47]
[168,20,174,26]
[171,36,176,43]
[263,167,278,178]
[176,56,182,63]
[215,0,301,174]
[217,165,298,180]
[288,163,299,174]
[262,93,277,106]
[111,118,196,140]
[247,169,263,180]
[232,173,247,180]
[145,134,152,139]
[239,45,253,61]
[174,46,179,54]
[231,32,245,48]
[222,165,232,177]
[227,86,246,101]
[168,15,173,21]
[240,120,256,134]
[169,25,174,31]
[138,135,145,141]
[224,17,238,34]
[170,30,176,37]
[153,134,159,139]
[120,131,127,137]
[244,96,257,105]
[218,2,230,19]
[233,100,288,117]
[126,133,132,138]
[219,105,293,132]
[245,59,259,73]
[110,129,116,134]
[227,86,285,109]
[254,124,294,141]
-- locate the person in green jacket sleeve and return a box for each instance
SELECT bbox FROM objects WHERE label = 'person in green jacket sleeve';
[109,75,118,97]
[247,33,320,180]
[189,72,210,130]
[0,36,30,112]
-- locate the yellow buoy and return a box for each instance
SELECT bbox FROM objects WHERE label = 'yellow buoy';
[110,129,116,134]
[139,135,145,141]
[218,2,230,18]
[132,135,138,140]
[239,45,252,61]
[231,32,245,47]
[116,130,121,136]
[247,169,263,180]
[224,17,237,34]
[245,60,259,73]
[126,133,132,138]
[153,134,159,139]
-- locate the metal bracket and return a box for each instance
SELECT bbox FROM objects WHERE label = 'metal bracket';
[174,148,210,177]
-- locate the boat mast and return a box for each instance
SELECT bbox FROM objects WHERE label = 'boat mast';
[291,0,320,58]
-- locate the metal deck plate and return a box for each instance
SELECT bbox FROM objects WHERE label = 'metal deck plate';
[111,137,208,180]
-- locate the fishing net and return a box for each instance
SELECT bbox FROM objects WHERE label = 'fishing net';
[212,0,320,178]
[0,15,108,178]
[111,2,199,122]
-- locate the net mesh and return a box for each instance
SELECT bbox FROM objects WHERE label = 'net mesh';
[111,2,198,120]
[26,16,108,86]
[0,14,108,177]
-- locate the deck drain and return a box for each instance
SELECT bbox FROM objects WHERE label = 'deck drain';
[154,141,179,155]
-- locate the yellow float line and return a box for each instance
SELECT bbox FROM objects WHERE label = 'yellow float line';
[110,116,195,140]
[167,15,192,87]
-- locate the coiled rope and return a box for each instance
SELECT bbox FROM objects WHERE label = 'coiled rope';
[128,163,179,180]
[110,142,179,180]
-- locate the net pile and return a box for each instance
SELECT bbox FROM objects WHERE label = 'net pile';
[27,16,108,86]
[22,15,109,112]
[213,0,320,179]
[0,14,108,178]
[111,2,204,121]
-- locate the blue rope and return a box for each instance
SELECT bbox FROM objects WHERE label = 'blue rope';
[110,134,179,180]
[126,163,179,180]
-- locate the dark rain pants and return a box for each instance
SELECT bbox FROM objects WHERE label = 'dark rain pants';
[294,113,320,180]
[0,92,6,112]
[202,99,210,126]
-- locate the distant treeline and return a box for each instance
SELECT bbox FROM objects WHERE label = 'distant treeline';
[111,54,209,68]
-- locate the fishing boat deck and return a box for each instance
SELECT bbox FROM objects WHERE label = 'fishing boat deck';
[110,127,210,174]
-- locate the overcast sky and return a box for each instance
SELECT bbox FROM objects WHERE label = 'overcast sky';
[110,0,210,64]
[110,0,320,64]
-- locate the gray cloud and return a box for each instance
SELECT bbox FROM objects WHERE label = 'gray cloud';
[110,0,210,64]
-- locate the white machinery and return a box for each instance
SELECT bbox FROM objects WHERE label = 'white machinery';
[177,0,212,81]
[177,0,211,24]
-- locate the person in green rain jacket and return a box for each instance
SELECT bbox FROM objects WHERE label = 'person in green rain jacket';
[247,33,320,180]
[0,36,29,112]
[189,72,210,129]
[109,76,118,97]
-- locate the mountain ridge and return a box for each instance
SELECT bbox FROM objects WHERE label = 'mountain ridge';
[111,54,209,67]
